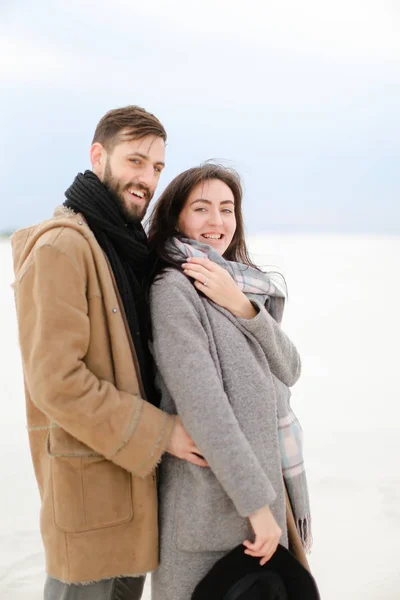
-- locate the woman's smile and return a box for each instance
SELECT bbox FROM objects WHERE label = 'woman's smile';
[177,179,236,256]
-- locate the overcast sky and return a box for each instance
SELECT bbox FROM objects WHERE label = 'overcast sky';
[2,0,399,233]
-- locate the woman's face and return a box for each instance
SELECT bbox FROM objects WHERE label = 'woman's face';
[177,179,236,256]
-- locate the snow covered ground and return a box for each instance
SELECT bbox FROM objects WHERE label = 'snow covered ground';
[1,234,399,599]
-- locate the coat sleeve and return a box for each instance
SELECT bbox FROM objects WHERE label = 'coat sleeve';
[14,243,175,477]
[236,299,301,387]
[150,275,277,518]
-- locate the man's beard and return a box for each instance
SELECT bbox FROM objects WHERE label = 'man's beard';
[102,161,153,224]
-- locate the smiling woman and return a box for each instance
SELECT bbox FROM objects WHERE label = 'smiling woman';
[146,163,313,600]
[147,163,257,274]
[177,179,237,255]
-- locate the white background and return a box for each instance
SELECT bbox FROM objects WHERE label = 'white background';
[1,234,399,599]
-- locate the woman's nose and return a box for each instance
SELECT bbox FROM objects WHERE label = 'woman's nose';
[208,209,223,226]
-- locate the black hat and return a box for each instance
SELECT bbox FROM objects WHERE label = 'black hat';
[191,544,320,600]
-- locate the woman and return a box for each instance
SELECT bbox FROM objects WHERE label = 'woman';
[147,164,311,600]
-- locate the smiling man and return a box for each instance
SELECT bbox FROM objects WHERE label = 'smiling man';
[11,106,207,600]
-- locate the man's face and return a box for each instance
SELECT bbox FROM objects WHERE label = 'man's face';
[99,133,166,223]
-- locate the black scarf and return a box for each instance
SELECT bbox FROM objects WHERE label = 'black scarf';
[64,170,159,406]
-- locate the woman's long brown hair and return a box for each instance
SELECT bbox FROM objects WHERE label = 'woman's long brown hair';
[143,163,287,339]
[146,163,259,282]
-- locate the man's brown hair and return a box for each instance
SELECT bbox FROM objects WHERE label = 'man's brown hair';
[92,105,167,151]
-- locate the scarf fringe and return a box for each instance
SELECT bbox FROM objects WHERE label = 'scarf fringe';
[297,515,313,554]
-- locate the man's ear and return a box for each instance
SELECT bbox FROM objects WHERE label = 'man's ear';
[90,142,106,177]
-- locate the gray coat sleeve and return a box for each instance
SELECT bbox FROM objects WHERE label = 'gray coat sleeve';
[150,274,276,517]
[237,299,301,387]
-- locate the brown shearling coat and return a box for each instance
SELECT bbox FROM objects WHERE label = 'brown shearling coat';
[11,206,175,584]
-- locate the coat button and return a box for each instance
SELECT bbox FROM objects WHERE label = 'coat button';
[112,308,117,313]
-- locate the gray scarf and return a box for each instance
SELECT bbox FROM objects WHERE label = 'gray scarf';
[168,237,312,552]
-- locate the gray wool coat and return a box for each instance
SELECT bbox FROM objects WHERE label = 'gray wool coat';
[149,269,301,600]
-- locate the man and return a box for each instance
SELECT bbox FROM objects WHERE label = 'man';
[11,106,207,600]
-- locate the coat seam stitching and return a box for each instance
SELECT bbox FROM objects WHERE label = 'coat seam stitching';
[132,412,170,475]
[27,423,59,431]
[35,243,85,283]
[109,397,143,459]
[80,457,86,528]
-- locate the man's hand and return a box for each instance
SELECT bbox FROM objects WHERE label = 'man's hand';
[166,417,209,467]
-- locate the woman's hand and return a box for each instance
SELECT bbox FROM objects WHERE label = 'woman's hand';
[243,504,282,566]
[182,257,257,319]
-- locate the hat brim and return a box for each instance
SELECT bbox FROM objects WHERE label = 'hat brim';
[191,543,320,600]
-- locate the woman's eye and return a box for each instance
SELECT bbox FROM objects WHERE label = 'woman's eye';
[195,207,207,212]
[130,159,140,164]
[222,209,233,213]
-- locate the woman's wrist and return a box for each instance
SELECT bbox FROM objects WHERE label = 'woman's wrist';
[230,297,258,320]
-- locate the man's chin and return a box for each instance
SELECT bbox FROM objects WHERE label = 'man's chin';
[123,205,148,224]
[116,194,148,224]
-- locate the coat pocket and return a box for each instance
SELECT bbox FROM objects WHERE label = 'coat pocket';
[47,432,133,533]
[173,461,251,552]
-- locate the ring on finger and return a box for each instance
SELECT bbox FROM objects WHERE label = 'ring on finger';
[203,277,208,286]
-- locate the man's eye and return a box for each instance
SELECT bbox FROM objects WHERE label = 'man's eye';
[130,158,140,164]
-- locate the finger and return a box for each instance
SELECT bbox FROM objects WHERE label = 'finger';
[260,539,279,565]
[193,280,213,297]
[258,540,274,562]
[183,267,214,288]
[243,535,265,553]
[186,258,228,279]
[186,453,209,468]
[191,448,207,461]
[256,539,271,555]
[190,444,204,456]
[243,540,270,557]
[259,545,276,566]
[182,263,211,276]
[185,257,224,276]
[183,268,210,285]
[243,539,260,551]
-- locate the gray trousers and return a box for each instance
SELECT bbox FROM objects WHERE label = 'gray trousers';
[44,575,145,600]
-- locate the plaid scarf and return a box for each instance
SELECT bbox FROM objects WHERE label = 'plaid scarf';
[168,237,312,552]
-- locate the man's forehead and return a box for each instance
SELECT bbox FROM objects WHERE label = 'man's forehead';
[118,131,165,154]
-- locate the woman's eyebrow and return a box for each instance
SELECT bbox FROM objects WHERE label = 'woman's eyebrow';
[190,199,234,205]
[190,198,212,205]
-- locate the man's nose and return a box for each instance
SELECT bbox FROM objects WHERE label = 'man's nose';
[137,164,157,190]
